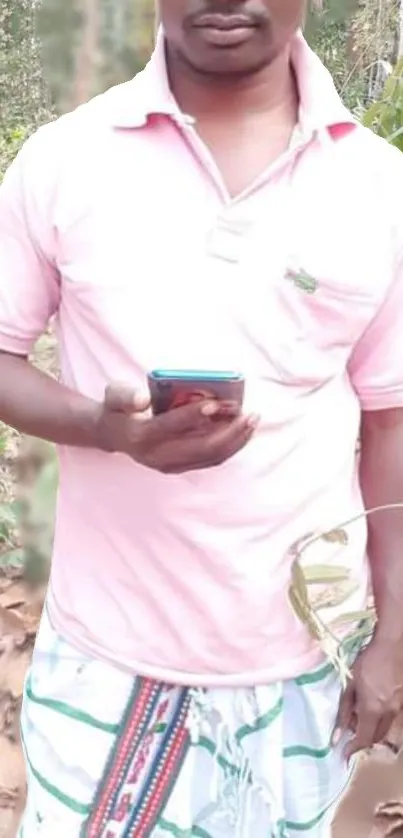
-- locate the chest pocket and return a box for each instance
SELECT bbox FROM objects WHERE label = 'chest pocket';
[283,268,377,346]
[270,262,381,386]
[266,169,392,386]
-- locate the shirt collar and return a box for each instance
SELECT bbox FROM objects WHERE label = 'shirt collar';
[110,28,356,137]
[110,28,190,129]
[290,32,356,136]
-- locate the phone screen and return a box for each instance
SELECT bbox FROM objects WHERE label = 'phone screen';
[148,370,244,415]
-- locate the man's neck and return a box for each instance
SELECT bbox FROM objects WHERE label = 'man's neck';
[166,44,299,125]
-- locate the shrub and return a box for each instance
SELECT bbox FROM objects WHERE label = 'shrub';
[361,60,403,150]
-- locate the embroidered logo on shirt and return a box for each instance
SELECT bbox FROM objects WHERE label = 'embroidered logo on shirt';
[285,267,318,295]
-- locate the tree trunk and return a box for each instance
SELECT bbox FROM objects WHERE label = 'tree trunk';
[72,0,99,108]
[398,0,403,58]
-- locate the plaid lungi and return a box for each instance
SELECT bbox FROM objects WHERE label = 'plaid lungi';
[18,607,361,837]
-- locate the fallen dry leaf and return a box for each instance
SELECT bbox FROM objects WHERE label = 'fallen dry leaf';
[310,581,360,610]
[321,528,349,546]
[0,607,25,642]
[0,561,42,837]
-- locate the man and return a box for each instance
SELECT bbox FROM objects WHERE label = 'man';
[1,0,403,835]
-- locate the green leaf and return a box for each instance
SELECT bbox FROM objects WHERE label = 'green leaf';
[329,609,376,629]
[0,502,16,541]
[303,564,351,584]
[0,547,26,568]
[361,60,403,150]
[289,586,311,625]
[290,560,310,606]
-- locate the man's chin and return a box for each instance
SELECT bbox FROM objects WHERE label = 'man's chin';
[180,40,272,78]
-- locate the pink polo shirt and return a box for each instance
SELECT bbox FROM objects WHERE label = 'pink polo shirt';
[2,33,403,686]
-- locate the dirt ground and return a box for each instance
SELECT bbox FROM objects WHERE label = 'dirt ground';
[0,572,42,838]
[334,738,403,838]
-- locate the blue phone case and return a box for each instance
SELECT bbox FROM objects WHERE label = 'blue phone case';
[150,369,243,382]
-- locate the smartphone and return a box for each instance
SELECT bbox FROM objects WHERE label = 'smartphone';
[148,369,245,415]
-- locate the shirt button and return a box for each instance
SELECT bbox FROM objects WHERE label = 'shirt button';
[206,214,252,263]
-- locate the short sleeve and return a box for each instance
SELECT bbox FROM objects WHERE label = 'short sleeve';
[0,128,60,355]
[349,251,403,411]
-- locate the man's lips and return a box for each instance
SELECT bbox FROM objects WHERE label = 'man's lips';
[193,13,255,30]
[191,13,257,46]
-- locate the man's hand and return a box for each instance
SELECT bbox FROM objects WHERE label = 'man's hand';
[96,383,259,473]
[333,638,403,761]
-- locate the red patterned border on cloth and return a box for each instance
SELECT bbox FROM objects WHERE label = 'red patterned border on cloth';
[82,677,191,838]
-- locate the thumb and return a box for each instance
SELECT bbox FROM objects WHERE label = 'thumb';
[332,681,356,746]
[104,383,150,415]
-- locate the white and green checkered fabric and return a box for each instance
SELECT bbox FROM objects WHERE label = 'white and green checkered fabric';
[18,608,363,838]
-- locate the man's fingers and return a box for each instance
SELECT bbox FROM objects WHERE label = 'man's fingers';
[174,418,256,471]
[145,411,259,472]
[344,709,379,762]
[213,400,243,419]
[105,383,150,415]
[375,712,396,745]
[332,683,355,746]
[149,400,221,436]
[144,398,245,439]
[343,738,360,764]
[203,413,259,463]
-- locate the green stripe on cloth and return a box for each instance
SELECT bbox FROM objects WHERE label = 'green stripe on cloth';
[294,663,334,686]
[25,675,119,734]
[283,742,332,759]
[285,806,329,832]
[295,630,371,687]
[276,819,289,838]
[21,728,90,816]
[236,696,283,742]
[285,776,351,832]
[199,736,241,776]
[156,718,279,778]
[158,818,213,837]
